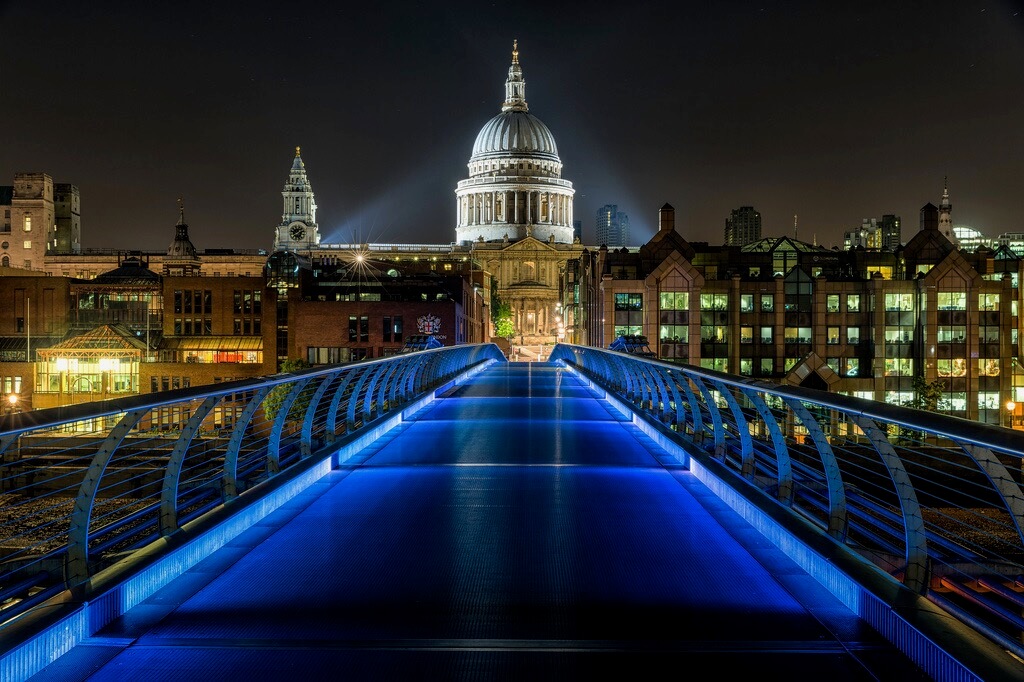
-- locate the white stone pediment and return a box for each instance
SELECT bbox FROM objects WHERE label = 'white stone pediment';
[501,236,556,253]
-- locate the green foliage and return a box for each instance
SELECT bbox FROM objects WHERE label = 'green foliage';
[262,358,314,423]
[491,294,516,340]
[895,376,946,443]
[903,376,945,411]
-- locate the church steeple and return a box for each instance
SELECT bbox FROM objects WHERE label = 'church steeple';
[938,176,958,247]
[274,147,321,252]
[165,196,200,275]
[502,39,528,112]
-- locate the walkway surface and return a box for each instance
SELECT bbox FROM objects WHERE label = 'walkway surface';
[31,363,927,680]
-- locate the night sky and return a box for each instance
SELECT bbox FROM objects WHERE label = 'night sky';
[2,1,1022,252]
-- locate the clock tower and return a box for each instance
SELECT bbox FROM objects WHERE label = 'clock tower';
[273,147,321,252]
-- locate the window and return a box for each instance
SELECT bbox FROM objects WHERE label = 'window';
[23,241,31,249]
[739,358,753,376]
[23,216,31,232]
[937,291,966,310]
[979,293,1000,311]
[615,293,643,310]
[845,358,859,377]
[784,327,812,344]
[884,358,914,376]
[827,327,840,344]
[760,294,774,312]
[659,292,689,310]
[383,315,403,343]
[739,294,754,313]
[847,327,860,344]
[740,326,753,344]
[760,326,773,343]
[979,358,1000,377]
[614,293,643,337]
[699,293,727,310]
[760,358,773,375]
[884,293,913,311]
[826,294,839,312]
[700,358,728,372]
[846,294,860,312]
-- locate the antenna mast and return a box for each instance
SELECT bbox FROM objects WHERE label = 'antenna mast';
[793,215,798,240]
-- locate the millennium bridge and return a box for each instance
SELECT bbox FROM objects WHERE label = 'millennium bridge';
[0,344,1022,680]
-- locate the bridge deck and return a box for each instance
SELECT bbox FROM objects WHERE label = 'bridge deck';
[32,363,926,680]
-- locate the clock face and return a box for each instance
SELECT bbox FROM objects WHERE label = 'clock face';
[289,224,306,240]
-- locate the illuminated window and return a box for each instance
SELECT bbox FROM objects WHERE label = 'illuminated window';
[23,215,31,232]
[979,293,1000,310]
[699,293,728,310]
[826,294,839,312]
[884,293,913,311]
[846,294,860,312]
[937,291,966,310]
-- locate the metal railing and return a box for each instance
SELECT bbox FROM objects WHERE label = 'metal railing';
[0,344,505,632]
[549,343,1024,663]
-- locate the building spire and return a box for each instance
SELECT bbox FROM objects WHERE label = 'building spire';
[296,146,301,158]
[938,176,958,247]
[502,39,528,112]
[177,196,185,226]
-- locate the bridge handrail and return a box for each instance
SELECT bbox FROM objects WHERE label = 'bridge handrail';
[0,343,506,632]
[549,343,1024,657]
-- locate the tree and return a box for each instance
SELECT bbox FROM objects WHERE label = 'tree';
[491,293,516,340]
[903,376,945,412]
[261,358,314,424]
[895,376,946,444]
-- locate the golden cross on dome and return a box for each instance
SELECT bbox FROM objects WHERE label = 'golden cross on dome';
[512,39,518,64]
[295,146,301,157]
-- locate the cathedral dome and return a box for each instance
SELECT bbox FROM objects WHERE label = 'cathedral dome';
[470,110,559,162]
[454,41,575,246]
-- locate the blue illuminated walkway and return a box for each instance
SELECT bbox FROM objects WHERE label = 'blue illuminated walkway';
[33,363,925,680]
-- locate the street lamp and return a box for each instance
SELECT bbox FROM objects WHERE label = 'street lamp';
[1006,400,1017,429]
[6,393,17,415]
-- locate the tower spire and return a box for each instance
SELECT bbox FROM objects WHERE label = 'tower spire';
[177,196,185,225]
[938,176,957,246]
[502,39,528,112]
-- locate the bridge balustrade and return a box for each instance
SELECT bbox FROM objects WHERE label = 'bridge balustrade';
[0,344,504,631]
[550,343,1024,658]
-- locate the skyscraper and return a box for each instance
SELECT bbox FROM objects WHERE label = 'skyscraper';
[596,204,629,247]
[880,214,901,251]
[724,206,761,246]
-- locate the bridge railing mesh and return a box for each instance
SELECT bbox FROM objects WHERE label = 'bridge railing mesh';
[0,344,505,631]
[550,343,1024,656]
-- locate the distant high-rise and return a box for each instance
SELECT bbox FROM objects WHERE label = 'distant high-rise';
[724,206,761,246]
[880,214,901,251]
[843,214,901,251]
[595,204,629,247]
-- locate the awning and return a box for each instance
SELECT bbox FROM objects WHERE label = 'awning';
[164,336,263,352]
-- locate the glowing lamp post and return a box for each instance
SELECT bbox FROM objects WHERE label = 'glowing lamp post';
[6,393,17,415]
[1006,400,1017,429]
